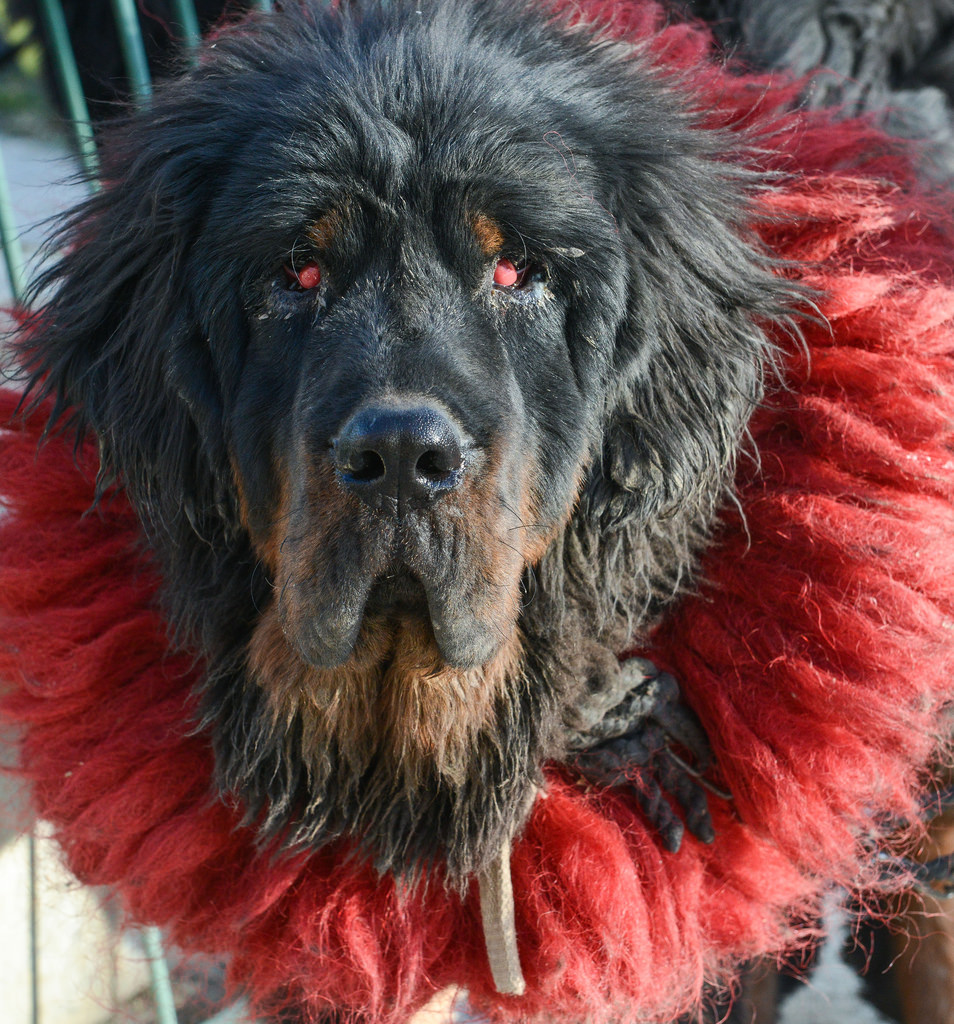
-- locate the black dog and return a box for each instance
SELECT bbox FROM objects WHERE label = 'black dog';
[16,0,805,891]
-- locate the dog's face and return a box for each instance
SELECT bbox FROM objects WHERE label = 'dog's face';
[20,0,799,880]
[234,114,616,678]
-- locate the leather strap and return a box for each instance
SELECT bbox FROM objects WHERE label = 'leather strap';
[478,835,526,995]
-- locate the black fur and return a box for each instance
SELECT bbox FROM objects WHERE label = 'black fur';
[14,0,804,885]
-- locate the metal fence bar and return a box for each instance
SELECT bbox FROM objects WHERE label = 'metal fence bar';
[170,0,202,50]
[0,142,27,303]
[34,0,98,179]
[109,0,153,102]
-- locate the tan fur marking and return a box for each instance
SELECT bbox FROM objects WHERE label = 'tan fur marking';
[307,209,346,251]
[471,213,505,257]
[228,449,295,571]
[229,451,253,534]
[522,463,585,567]
[248,601,522,785]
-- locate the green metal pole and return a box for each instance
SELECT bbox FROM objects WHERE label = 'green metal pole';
[109,0,153,102]
[170,0,202,51]
[0,144,27,304]
[35,0,98,180]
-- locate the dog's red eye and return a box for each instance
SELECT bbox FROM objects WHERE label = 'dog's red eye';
[493,258,525,288]
[284,261,322,290]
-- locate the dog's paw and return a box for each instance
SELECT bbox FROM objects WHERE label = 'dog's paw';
[565,658,724,852]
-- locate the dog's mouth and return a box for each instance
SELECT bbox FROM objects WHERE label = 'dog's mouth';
[364,568,430,618]
[279,534,522,673]
[371,564,509,669]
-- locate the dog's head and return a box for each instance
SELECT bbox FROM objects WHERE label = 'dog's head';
[18,0,800,879]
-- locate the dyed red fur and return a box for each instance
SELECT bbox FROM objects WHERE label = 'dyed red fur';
[3,2,954,1021]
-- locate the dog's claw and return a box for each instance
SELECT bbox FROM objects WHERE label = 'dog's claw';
[565,657,722,849]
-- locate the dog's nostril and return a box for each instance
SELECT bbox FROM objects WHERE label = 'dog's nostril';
[344,449,386,483]
[333,404,467,509]
[416,447,463,485]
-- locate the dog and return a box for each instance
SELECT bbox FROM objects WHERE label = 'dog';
[12,1,954,1022]
[15,0,805,887]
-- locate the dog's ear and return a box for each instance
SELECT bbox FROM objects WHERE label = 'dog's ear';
[580,120,804,531]
[11,79,272,650]
[15,92,244,539]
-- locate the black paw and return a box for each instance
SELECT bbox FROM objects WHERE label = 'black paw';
[565,657,726,852]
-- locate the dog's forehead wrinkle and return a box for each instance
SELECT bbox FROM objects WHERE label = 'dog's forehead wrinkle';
[257,63,638,223]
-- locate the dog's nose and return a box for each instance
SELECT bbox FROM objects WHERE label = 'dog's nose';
[333,404,466,509]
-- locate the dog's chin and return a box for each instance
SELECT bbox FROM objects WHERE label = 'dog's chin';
[247,565,525,789]
[290,569,507,672]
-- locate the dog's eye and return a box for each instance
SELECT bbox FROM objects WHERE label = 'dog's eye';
[493,258,528,289]
[284,261,322,291]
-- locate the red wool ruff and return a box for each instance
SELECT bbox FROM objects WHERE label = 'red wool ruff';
[3,4,954,1022]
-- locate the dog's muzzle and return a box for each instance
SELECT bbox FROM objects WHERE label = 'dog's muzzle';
[278,397,506,671]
